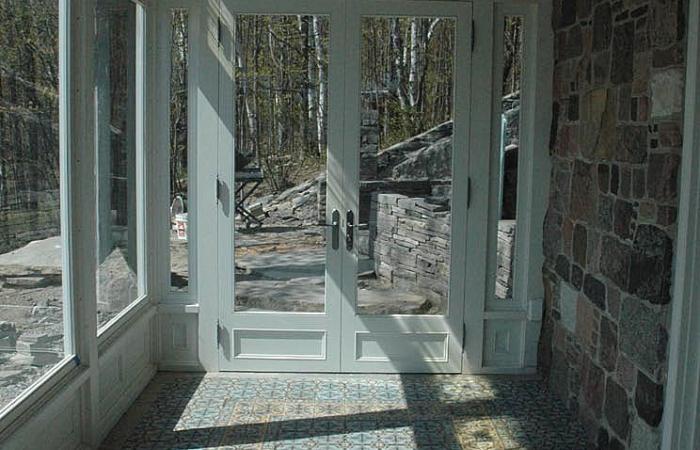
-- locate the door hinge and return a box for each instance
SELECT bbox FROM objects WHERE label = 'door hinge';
[217,17,223,47]
[217,320,222,346]
[216,175,222,203]
[467,177,472,209]
[461,322,467,348]
[471,20,475,52]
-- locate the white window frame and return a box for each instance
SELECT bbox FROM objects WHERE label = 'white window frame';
[154,0,199,306]
[463,0,552,373]
[0,0,155,437]
[95,0,151,343]
[0,0,95,437]
[662,0,700,447]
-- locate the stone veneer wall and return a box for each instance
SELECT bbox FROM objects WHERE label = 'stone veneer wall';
[370,193,451,304]
[539,0,687,448]
[0,191,61,254]
[371,193,518,305]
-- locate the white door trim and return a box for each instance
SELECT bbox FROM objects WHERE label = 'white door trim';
[215,0,347,372]
[464,0,552,374]
[662,0,700,448]
[340,0,472,373]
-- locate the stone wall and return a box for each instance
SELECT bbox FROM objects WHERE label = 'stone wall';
[0,191,61,255]
[496,220,516,299]
[370,193,451,304]
[370,193,518,305]
[539,1,687,448]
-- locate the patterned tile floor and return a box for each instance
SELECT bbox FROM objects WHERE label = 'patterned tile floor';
[101,373,588,450]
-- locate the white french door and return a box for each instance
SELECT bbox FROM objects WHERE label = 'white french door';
[216,0,347,372]
[340,0,472,373]
[211,0,473,373]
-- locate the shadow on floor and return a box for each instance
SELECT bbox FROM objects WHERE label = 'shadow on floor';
[101,373,588,450]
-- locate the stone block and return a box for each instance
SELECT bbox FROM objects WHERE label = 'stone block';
[576,296,600,353]
[651,0,684,48]
[647,153,680,204]
[583,274,606,310]
[555,254,571,281]
[629,225,673,304]
[611,22,634,85]
[0,321,17,352]
[592,2,612,52]
[573,224,587,266]
[599,236,631,291]
[629,416,661,450]
[581,357,605,418]
[16,332,60,366]
[598,194,614,231]
[571,159,598,222]
[615,125,648,163]
[558,0,577,28]
[634,370,664,427]
[651,68,684,118]
[658,121,683,147]
[571,264,584,290]
[616,353,638,394]
[613,199,636,240]
[559,282,579,333]
[619,296,667,375]
[597,163,610,193]
[604,378,631,440]
[599,315,618,372]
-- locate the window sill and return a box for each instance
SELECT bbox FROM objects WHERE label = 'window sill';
[158,302,200,314]
[0,356,86,441]
[97,295,155,354]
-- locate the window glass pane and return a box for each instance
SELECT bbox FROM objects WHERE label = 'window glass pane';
[95,2,140,328]
[233,14,330,313]
[357,16,455,315]
[494,16,523,301]
[170,9,189,292]
[0,0,68,409]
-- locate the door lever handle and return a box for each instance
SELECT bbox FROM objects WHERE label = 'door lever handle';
[346,210,354,251]
[319,209,340,250]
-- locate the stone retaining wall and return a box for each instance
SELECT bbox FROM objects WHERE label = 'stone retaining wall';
[0,191,61,255]
[370,193,518,304]
[370,193,451,304]
[496,220,516,299]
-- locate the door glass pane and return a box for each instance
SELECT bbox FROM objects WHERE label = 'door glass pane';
[233,15,329,313]
[357,16,455,315]
[494,16,523,301]
[170,9,189,292]
[95,2,140,329]
[0,0,69,410]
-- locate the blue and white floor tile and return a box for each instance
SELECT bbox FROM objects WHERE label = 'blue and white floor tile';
[100,373,588,450]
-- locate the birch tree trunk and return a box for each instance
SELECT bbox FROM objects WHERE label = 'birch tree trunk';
[390,18,406,110]
[312,16,325,157]
[235,19,258,164]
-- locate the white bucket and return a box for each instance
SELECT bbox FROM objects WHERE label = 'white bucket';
[175,213,188,241]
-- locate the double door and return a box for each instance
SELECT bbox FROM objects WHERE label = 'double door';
[209,0,474,373]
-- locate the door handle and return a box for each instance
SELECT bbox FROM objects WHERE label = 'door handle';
[346,210,354,251]
[319,209,340,250]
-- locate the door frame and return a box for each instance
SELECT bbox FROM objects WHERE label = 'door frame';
[340,0,473,373]
[184,0,554,374]
[214,0,348,372]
